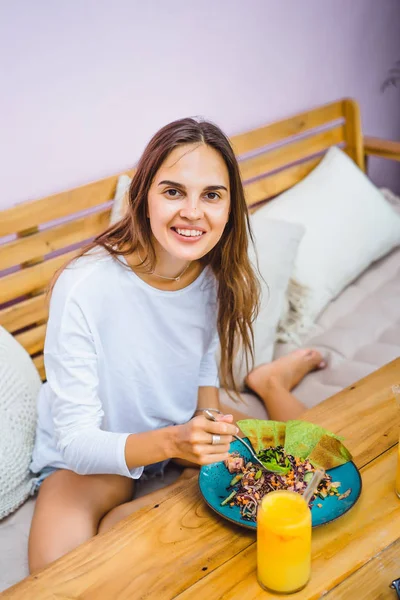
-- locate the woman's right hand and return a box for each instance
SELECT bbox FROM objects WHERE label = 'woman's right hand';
[172,414,239,466]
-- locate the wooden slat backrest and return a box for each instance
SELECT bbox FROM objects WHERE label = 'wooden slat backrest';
[0,169,135,238]
[0,169,135,380]
[0,98,364,380]
[231,97,364,208]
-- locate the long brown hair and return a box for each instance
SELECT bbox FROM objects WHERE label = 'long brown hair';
[51,118,260,393]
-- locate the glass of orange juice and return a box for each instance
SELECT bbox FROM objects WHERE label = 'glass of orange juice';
[394,385,400,499]
[257,490,311,594]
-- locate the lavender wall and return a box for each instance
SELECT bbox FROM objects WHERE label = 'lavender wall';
[1,0,399,210]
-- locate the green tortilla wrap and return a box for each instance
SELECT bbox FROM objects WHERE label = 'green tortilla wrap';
[236,418,351,469]
[284,420,342,459]
[237,419,286,453]
[307,434,352,470]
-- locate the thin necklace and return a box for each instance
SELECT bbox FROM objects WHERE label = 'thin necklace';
[137,250,191,282]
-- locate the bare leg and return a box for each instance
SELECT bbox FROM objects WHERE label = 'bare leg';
[220,385,306,423]
[250,381,307,421]
[244,349,326,421]
[98,467,198,534]
[28,470,134,573]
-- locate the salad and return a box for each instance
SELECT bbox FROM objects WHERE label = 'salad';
[219,418,353,522]
[223,446,341,521]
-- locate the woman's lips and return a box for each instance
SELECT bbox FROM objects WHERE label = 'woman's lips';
[170,227,206,243]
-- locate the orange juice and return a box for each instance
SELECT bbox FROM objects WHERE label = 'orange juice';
[396,443,400,499]
[257,490,311,594]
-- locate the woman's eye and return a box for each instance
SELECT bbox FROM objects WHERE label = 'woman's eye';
[165,189,181,198]
[205,192,220,201]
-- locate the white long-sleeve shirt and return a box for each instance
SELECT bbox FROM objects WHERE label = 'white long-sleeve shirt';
[30,250,219,479]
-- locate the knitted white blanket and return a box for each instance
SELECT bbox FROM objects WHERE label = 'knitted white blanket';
[0,326,42,520]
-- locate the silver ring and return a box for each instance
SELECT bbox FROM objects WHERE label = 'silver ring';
[211,434,221,445]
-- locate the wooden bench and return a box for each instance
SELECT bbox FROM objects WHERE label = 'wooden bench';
[1,97,399,382]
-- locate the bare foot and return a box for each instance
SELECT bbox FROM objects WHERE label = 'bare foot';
[245,349,326,395]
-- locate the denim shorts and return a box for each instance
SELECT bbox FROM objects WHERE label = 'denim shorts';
[30,466,59,494]
[30,459,170,494]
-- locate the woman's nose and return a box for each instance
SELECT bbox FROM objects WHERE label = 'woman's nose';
[180,200,203,220]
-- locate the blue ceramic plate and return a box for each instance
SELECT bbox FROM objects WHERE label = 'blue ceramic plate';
[199,438,362,529]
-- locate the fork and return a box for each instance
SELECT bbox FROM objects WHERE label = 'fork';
[203,409,276,473]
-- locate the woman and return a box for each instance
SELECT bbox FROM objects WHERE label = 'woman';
[28,118,324,572]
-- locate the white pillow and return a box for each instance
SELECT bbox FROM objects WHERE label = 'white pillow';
[231,217,305,389]
[381,187,400,216]
[109,174,131,225]
[0,327,42,520]
[259,147,400,338]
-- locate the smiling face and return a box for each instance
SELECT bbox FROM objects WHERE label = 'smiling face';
[147,143,231,265]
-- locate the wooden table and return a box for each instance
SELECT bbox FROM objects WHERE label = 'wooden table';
[2,359,400,600]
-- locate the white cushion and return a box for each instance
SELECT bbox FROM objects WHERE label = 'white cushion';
[259,147,400,338]
[273,245,400,408]
[0,327,42,520]
[381,187,400,215]
[109,174,131,225]
[232,217,304,388]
